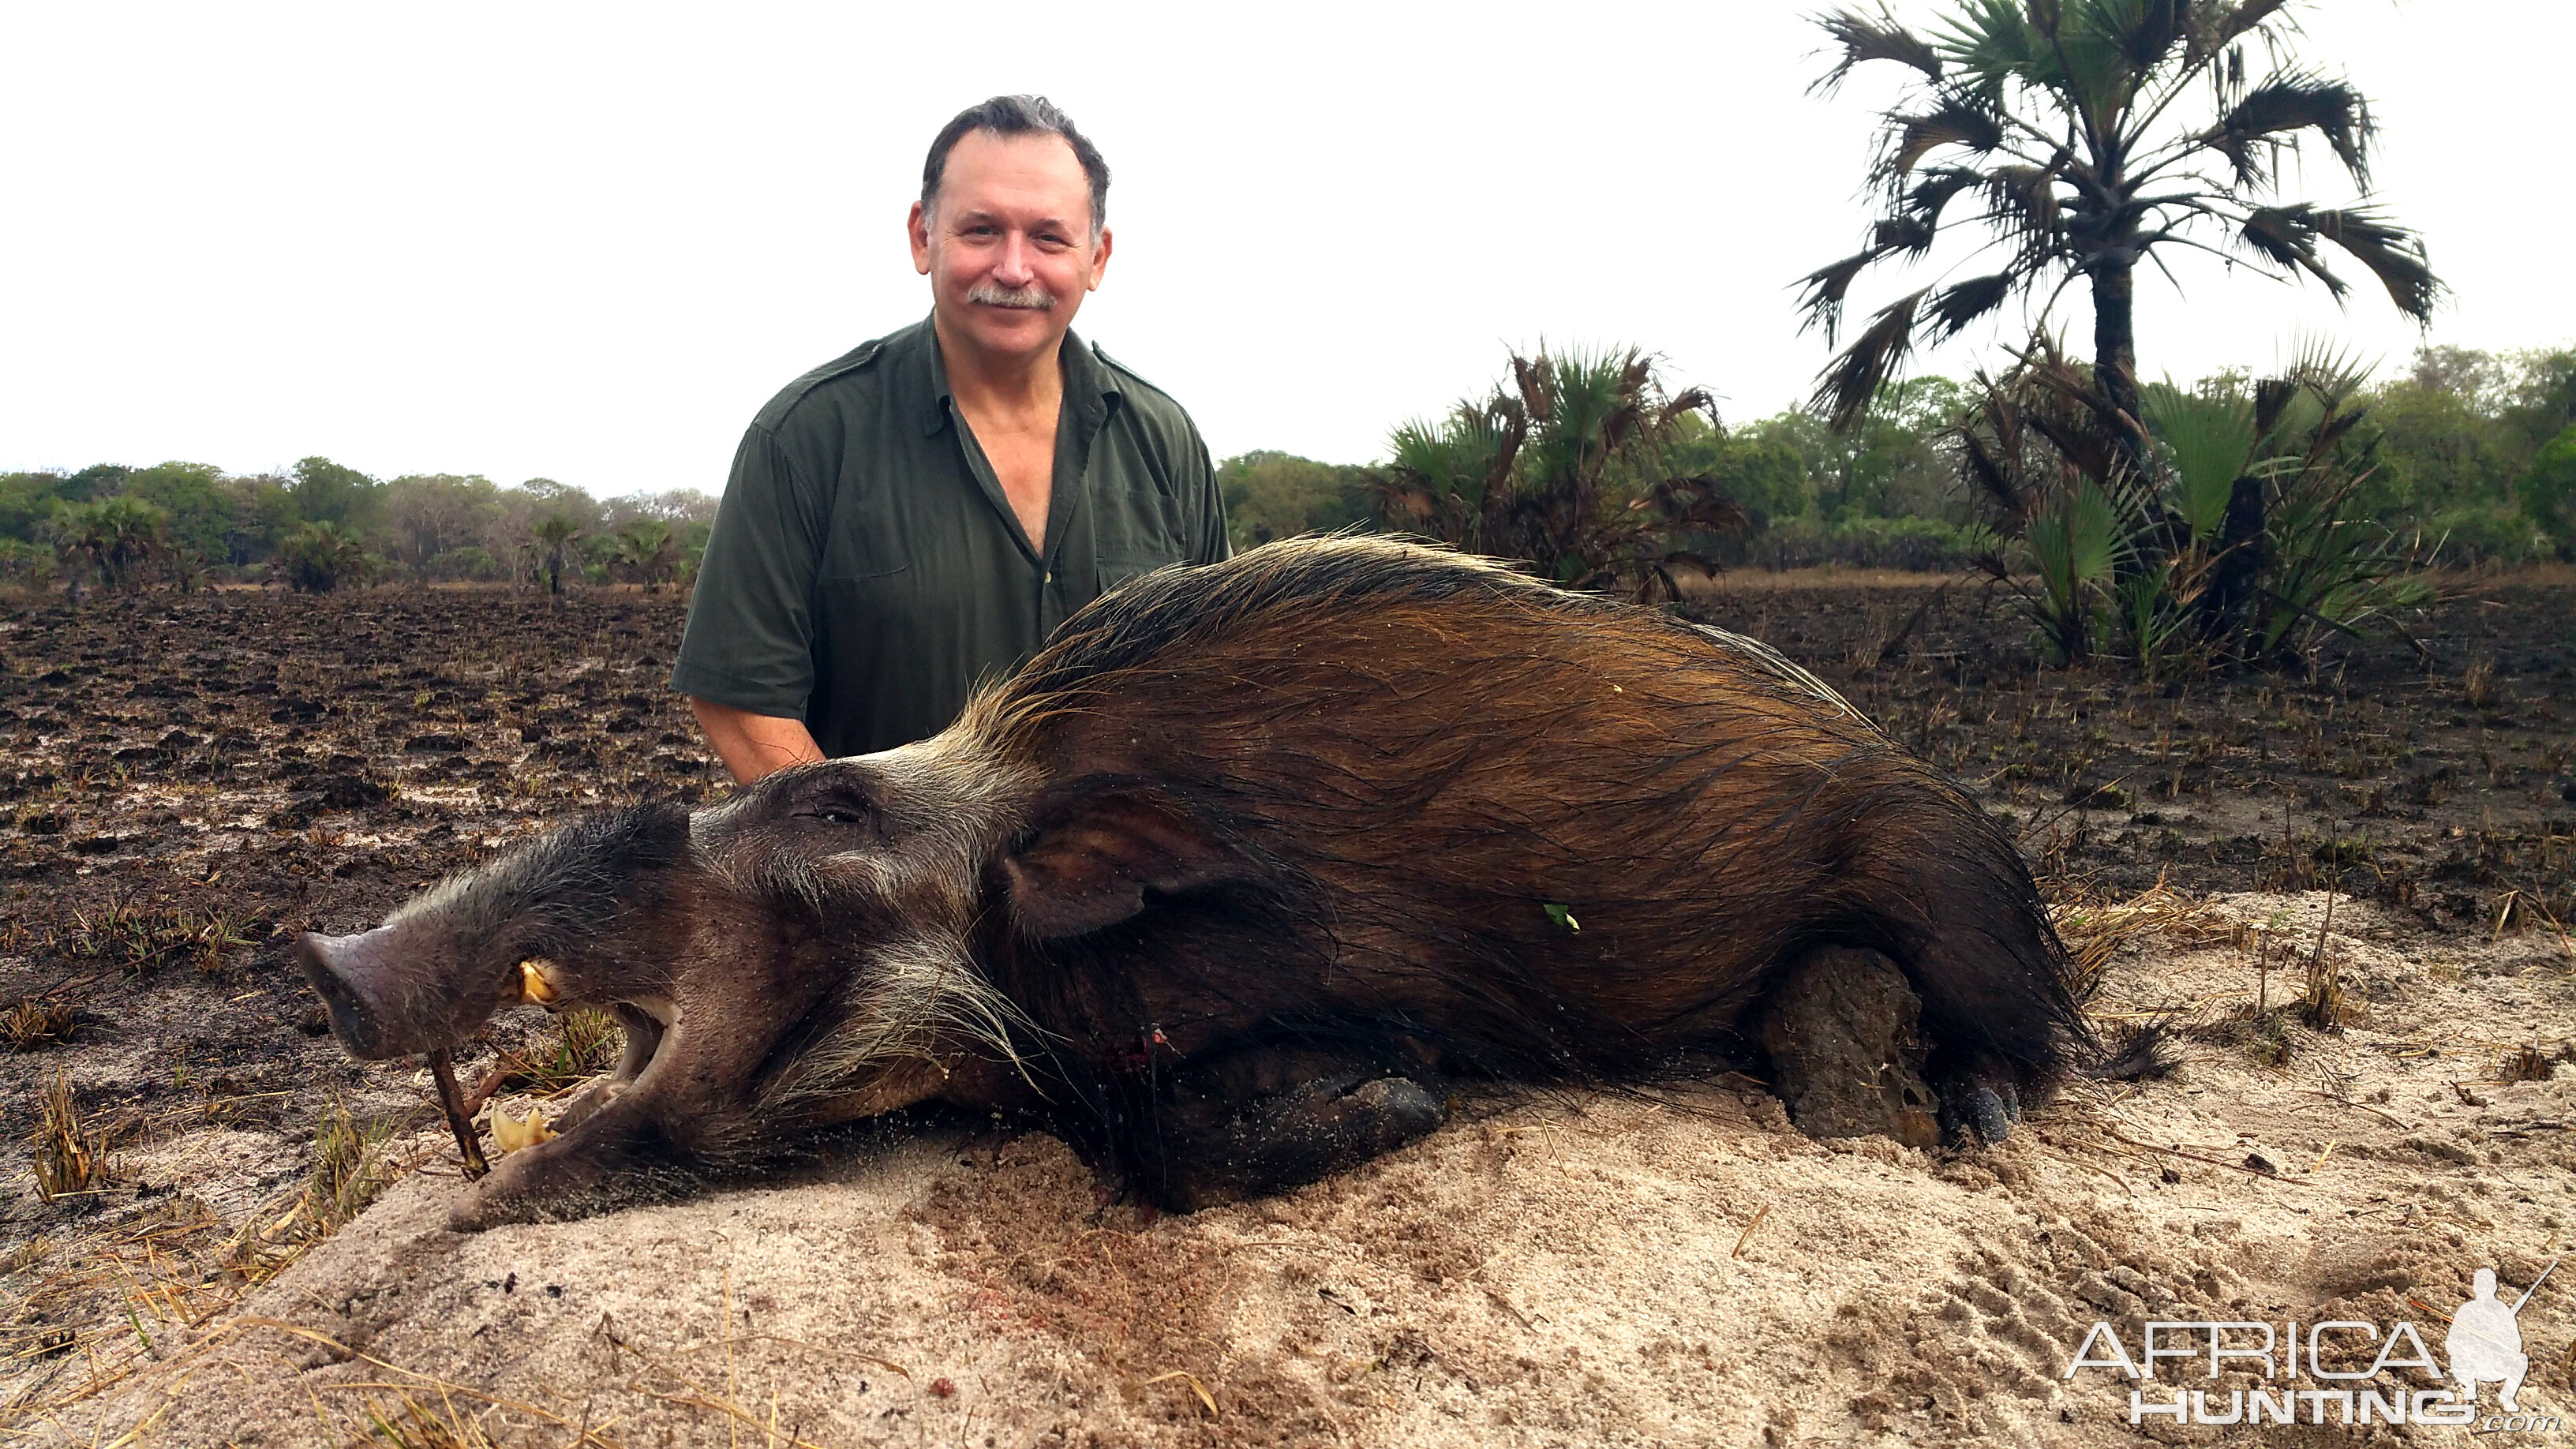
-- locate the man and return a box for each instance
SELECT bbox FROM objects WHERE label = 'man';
[673,95,1228,783]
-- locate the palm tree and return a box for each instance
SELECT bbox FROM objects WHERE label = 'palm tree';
[612,518,676,593]
[1801,0,2440,480]
[532,515,582,596]
[275,520,373,593]
[51,496,173,595]
[1368,347,1749,601]
[1956,334,2421,668]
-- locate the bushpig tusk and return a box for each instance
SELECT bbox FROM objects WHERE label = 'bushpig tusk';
[519,960,557,1005]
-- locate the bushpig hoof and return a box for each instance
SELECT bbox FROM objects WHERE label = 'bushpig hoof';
[1148,1066,1448,1213]
[1935,1061,2024,1146]
[1755,946,1941,1150]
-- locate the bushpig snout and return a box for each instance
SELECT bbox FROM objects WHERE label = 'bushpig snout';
[298,927,447,1060]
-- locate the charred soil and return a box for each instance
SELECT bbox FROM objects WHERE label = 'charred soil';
[1685,572,2576,929]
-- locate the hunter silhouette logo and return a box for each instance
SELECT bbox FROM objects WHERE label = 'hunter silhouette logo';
[2449,1261,2554,1413]
[2062,1257,2562,1431]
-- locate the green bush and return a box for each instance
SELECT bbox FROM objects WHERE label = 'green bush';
[425,545,497,581]
[276,522,373,593]
[1219,452,1373,550]
[2424,502,2555,567]
[1368,346,1750,598]
[0,537,56,592]
[2523,425,2576,558]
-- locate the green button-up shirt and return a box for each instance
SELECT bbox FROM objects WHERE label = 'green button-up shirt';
[671,316,1229,758]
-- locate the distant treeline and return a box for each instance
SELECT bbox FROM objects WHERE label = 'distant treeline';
[0,458,715,595]
[9,340,2569,598]
[1220,343,2576,571]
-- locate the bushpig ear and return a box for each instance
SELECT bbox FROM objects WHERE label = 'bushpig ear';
[1002,791,1245,939]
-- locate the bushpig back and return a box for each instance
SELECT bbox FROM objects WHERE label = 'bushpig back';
[964,537,2085,1089]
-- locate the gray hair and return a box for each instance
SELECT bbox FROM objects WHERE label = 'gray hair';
[920,95,1110,240]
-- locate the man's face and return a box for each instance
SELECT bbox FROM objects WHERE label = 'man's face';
[909,130,1110,367]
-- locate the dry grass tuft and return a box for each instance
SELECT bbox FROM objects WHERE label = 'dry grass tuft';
[31,1073,110,1204]
[2,996,81,1052]
[59,903,252,979]
[304,1098,398,1239]
[2297,889,2349,1031]
[2050,879,2224,998]
[2500,1044,2557,1084]
[2463,655,2499,710]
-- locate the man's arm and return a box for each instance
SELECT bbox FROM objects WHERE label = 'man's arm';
[672,423,833,781]
[689,698,825,785]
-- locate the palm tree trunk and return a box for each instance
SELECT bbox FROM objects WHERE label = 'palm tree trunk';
[2089,257,2150,484]
[2091,255,2177,595]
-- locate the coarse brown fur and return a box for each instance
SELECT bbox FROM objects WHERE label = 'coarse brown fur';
[300,535,2095,1226]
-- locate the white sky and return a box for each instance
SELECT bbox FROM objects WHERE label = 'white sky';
[2,2,2567,496]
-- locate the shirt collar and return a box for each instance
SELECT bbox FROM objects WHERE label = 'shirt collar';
[919,316,1121,437]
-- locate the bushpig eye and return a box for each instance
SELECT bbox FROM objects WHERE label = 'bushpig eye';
[804,807,867,826]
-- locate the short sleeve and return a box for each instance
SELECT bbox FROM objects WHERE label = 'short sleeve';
[670,425,829,718]
[1183,423,1231,564]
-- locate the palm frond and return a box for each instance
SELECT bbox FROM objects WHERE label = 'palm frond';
[1811,288,1929,431]
[2251,374,2299,441]
[2141,381,2257,539]
[1638,477,1754,536]
[2039,0,2163,103]
[2276,334,2370,401]
[2197,0,2298,60]
[1933,0,2046,91]
[2109,0,2189,69]
[1981,163,2064,257]
[2235,204,2349,298]
[2196,71,2369,187]
[1871,216,1938,255]
[1902,166,1987,223]
[1814,7,1943,93]
[1955,371,2032,525]
[2310,208,2441,320]
[1925,271,2018,341]
[1796,248,1883,342]
[1883,91,2007,175]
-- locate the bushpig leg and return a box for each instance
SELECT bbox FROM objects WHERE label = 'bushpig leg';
[1128,1043,1449,1213]
[1757,946,1943,1150]
[550,1002,665,1134]
[1756,945,2029,1148]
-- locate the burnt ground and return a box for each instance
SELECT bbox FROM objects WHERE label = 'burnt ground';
[0,574,2570,1435]
[1687,571,2576,926]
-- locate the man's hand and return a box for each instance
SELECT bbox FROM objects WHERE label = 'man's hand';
[688,698,826,784]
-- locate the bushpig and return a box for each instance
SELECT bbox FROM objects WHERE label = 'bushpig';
[299,536,2099,1228]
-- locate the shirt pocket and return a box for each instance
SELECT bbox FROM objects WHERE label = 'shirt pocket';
[1096,550,1176,594]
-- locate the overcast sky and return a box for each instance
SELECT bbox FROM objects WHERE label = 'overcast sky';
[3,2,2566,496]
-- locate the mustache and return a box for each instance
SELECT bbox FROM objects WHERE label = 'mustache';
[966,282,1056,312]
